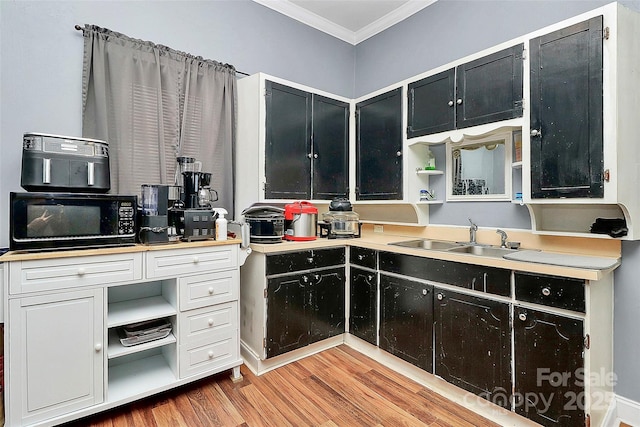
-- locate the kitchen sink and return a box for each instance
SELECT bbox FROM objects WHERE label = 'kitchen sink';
[389,239,520,258]
[389,239,462,251]
[447,245,518,257]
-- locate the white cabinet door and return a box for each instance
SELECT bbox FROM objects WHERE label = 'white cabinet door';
[7,288,104,426]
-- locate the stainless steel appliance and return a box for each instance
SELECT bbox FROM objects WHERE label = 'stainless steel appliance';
[284,201,317,241]
[318,197,361,239]
[10,192,136,252]
[21,133,110,193]
[242,206,285,244]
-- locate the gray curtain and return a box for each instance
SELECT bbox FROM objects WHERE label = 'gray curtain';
[81,25,236,217]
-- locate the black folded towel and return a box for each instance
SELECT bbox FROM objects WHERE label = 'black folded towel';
[590,217,628,238]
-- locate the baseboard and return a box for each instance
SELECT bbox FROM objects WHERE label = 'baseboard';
[602,394,640,427]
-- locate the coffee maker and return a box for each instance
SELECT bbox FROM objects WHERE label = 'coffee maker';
[169,158,219,241]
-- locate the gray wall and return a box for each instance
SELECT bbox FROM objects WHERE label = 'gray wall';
[0,0,354,247]
[2,0,640,406]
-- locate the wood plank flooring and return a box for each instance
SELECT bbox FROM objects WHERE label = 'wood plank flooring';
[63,345,502,427]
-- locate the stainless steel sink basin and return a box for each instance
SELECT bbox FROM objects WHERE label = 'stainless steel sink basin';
[389,239,462,251]
[447,245,518,257]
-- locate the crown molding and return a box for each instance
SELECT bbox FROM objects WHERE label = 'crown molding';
[355,0,436,44]
[253,0,437,45]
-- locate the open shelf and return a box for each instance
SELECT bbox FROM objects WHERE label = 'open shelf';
[108,353,176,402]
[107,329,177,359]
[108,295,177,328]
[416,169,444,175]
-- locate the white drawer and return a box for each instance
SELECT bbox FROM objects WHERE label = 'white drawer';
[179,270,238,311]
[179,301,237,343]
[146,245,237,280]
[179,330,239,378]
[9,253,143,295]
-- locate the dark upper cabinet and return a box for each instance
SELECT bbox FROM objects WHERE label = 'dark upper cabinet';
[349,266,377,345]
[265,81,348,200]
[530,16,604,199]
[265,81,311,199]
[514,307,585,427]
[407,69,456,136]
[356,88,403,200]
[312,95,350,200]
[434,289,511,408]
[380,274,433,372]
[407,44,524,138]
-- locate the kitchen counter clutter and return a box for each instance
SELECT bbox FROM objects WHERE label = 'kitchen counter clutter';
[1,239,245,427]
[240,224,618,427]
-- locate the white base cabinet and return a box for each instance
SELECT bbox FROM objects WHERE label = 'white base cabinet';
[3,243,243,427]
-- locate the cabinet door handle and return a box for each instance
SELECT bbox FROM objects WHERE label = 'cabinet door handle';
[541,287,551,296]
[208,318,215,327]
[456,98,463,105]
[313,153,318,159]
[422,289,428,296]
[530,129,541,138]
[307,153,313,159]
[519,313,527,321]
[95,343,102,352]
[448,100,454,107]
[368,275,373,281]
[208,287,215,295]
[396,151,402,157]
[437,293,444,301]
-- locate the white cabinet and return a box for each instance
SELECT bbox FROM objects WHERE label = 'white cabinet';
[3,243,242,426]
[7,288,104,426]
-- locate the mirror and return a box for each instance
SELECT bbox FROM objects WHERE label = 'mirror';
[446,132,512,201]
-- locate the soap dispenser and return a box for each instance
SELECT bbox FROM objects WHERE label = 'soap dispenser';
[214,208,228,241]
[425,147,436,170]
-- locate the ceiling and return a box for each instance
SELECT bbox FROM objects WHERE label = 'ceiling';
[253,0,437,45]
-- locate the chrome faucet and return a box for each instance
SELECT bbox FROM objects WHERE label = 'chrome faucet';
[468,218,478,244]
[496,229,508,248]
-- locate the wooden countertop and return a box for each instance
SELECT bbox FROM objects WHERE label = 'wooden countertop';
[249,234,618,281]
[0,239,243,262]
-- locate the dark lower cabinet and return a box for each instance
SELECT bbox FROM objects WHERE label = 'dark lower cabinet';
[266,267,345,358]
[380,274,433,372]
[309,267,346,344]
[434,289,511,408]
[514,306,585,427]
[349,266,377,345]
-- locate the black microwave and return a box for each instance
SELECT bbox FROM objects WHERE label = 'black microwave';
[10,192,137,252]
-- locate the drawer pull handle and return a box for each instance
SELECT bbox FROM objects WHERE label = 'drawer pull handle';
[307,257,314,264]
[193,256,200,264]
[208,287,215,295]
[519,313,527,321]
[542,287,551,296]
[208,350,214,359]
[95,343,102,352]
[77,268,86,276]
[208,318,214,327]
[358,254,364,260]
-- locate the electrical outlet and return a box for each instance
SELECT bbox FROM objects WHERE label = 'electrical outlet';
[373,224,384,233]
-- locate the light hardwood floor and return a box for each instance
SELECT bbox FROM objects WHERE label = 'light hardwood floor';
[63,345,504,427]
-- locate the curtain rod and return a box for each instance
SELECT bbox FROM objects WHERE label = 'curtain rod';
[74,24,249,76]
